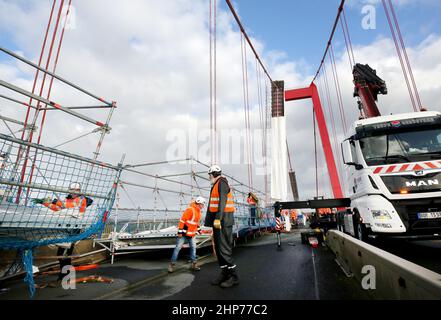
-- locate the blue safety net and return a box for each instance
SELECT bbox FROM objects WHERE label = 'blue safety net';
[0,133,121,297]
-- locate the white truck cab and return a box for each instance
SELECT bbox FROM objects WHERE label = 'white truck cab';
[340,111,441,241]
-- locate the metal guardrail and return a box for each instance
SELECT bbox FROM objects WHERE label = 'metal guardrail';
[326,230,441,299]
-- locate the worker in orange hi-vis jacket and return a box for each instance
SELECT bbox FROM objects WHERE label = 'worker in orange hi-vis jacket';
[204,165,238,288]
[168,196,206,273]
[32,182,93,216]
[32,182,93,285]
[247,192,258,226]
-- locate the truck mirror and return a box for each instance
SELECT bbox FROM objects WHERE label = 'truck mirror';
[341,139,354,165]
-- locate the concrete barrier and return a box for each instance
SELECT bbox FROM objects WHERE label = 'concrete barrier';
[326,230,441,299]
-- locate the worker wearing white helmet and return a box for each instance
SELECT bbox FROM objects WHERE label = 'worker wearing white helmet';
[169,196,206,273]
[205,164,238,288]
[33,182,93,214]
[32,182,93,284]
[68,182,81,192]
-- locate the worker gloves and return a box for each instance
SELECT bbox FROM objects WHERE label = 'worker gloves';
[32,197,51,205]
[213,219,222,229]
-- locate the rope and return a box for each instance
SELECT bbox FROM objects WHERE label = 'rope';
[209,0,218,163]
[382,0,418,112]
[192,171,204,196]
[318,68,342,194]
[37,0,72,145]
[22,249,36,298]
[13,0,57,204]
[256,59,264,136]
[386,0,423,110]
[329,44,348,133]
[29,0,65,142]
[311,0,346,83]
[214,0,217,162]
[340,8,355,70]
[224,0,273,83]
[264,80,270,205]
[240,34,253,190]
[119,183,137,208]
[53,128,101,149]
[313,108,318,198]
[322,64,339,168]
[20,0,56,141]
[317,72,347,195]
[18,0,65,203]
[209,0,213,164]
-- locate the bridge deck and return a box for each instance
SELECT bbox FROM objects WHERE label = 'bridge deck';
[0,230,371,300]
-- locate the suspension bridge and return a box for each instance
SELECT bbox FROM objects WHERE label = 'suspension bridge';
[0,0,441,301]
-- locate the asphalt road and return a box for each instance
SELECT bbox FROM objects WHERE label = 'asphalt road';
[3,230,439,300]
[114,232,371,300]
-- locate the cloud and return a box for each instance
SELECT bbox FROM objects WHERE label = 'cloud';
[0,1,440,218]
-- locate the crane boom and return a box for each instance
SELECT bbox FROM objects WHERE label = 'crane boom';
[353,63,388,118]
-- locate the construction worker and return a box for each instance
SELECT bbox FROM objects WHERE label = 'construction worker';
[32,183,93,285]
[205,165,238,288]
[247,192,258,226]
[32,182,93,216]
[168,196,206,273]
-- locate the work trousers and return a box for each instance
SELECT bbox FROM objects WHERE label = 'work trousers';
[57,243,75,280]
[170,236,197,263]
[213,226,236,270]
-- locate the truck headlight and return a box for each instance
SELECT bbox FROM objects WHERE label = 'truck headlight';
[372,210,392,220]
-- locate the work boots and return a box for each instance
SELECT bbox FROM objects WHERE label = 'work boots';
[211,268,229,285]
[220,269,239,288]
[190,262,201,271]
[168,262,175,273]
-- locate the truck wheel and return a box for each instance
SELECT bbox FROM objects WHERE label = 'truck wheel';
[353,213,368,242]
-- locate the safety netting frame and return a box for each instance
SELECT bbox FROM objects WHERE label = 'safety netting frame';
[0,132,122,297]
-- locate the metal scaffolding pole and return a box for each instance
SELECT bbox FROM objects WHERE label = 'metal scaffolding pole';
[124,158,192,168]
[41,105,112,111]
[0,46,113,106]
[120,180,193,197]
[0,79,107,128]
[0,94,38,110]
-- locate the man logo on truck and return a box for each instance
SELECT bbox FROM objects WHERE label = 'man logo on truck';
[405,179,439,187]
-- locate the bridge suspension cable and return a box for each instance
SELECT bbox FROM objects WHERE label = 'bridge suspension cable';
[225,0,274,84]
[311,0,346,84]
[382,0,423,112]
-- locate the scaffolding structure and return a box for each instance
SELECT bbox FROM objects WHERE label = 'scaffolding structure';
[94,157,275,263]
[0,1,277,297]
[0,34,120,297]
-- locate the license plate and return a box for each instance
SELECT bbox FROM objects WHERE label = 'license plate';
[418,212,441,219]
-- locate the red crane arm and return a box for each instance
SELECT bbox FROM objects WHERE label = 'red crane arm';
[353,63,387,118]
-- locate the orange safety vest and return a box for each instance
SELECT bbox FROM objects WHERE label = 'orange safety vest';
[247,197,257,206]
[178,203,202,237]
[44,196,88,214]
[208,178,235,213]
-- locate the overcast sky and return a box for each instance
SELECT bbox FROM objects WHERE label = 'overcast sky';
[0,0,440,216]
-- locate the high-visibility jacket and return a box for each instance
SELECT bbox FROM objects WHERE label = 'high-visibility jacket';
[208,178,235,213]
[44,195,89,214]
[247,196,257,206]
[178,202,202,237]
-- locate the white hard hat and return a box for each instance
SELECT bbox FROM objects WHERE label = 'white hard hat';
[69,182,81,191]
[208,164,222,175]
[195,196,206,205]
